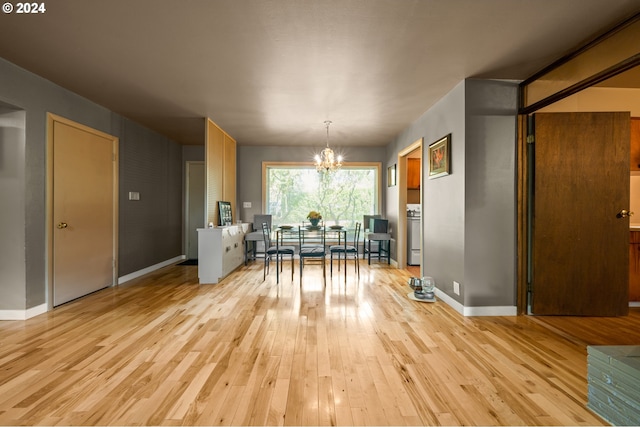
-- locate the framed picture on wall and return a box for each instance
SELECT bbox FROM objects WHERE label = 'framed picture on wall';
[387,164,397,187]
[428,134,451,179]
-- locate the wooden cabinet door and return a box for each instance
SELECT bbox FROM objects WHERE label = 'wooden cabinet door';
[407,158,420,189]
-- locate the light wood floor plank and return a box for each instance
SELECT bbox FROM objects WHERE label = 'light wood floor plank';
[1,260,639,425]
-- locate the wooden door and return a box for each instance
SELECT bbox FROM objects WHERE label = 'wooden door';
[531,112,630,316]
[52,118,117,306]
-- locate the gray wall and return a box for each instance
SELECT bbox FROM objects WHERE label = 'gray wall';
[117,118,183,275]
[386,79,518,308]
[237,145,387,224]
[0,107,26,310]
[464,79,517,307]
[0,57,184,310]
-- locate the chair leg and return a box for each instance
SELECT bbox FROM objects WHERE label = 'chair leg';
[263,255,269,281]
[291,255,294,280]
[330,253,333,276]
[386,241,390,264]
[322,257,326,285]
[299,257,303,281]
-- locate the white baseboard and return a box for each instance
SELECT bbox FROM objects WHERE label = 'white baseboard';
[118,255,186,284]
[1,256,186,321]
[630,301,640,308]
[435,288,517,316]
[0,303,47,321]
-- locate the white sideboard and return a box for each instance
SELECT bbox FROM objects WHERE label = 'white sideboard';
[197,223,249,284]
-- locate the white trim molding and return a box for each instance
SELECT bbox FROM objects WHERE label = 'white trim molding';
[435,289,517,317]
[1,256,187,321]
[118,255,186,284]
[0,303,47,321]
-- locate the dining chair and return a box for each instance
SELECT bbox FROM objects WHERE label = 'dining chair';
[329,222,361,279]
[298,225,326,282]
[366,218,391,264]
[362,214,382,260]
[245,214,272,265]
[262,222,295,282]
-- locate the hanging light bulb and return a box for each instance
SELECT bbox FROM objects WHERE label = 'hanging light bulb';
[314,120,343,173]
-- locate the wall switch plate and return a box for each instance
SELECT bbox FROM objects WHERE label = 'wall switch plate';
[243,202,251,208]
[453,281,460,295]
[128,191,140,201]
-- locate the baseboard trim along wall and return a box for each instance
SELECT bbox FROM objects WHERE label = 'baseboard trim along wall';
[0,303,47,321]
[0,256,187,321]
[435,288,518,317]
[118,255,186,285]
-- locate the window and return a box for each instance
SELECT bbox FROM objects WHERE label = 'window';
[263,162,381,227]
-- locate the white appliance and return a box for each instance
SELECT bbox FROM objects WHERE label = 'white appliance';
[407,205,421,265]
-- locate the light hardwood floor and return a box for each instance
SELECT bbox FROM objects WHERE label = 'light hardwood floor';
[1,260,638,426]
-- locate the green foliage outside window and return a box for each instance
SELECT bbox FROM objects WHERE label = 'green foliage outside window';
[266,165,379,227]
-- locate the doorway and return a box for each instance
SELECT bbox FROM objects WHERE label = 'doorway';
[48,114,118,307]
[398,138,423,273]
[185,161,205,261]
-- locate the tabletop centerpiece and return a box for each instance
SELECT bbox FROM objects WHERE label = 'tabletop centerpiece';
[307,210,322,227]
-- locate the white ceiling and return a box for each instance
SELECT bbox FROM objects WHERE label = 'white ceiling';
[0,0,638,146]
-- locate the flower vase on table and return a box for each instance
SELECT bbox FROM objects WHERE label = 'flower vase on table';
[307,211,322,228]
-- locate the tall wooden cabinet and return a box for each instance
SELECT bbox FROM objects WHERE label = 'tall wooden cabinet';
[206,118,236,225]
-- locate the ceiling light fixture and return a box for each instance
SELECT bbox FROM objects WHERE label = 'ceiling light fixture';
[314,120,342,173]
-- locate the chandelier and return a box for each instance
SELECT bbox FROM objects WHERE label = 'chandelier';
[314,120,343,173]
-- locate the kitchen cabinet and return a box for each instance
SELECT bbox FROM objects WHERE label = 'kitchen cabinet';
[629,230,640,301]
[630,118,640,171]
[407,158,420,189]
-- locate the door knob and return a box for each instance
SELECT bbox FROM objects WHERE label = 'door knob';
[617,209,634,218]
[57,222,68,229]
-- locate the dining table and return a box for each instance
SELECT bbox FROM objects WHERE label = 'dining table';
[273,225,350,281]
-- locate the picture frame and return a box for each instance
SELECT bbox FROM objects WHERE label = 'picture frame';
[428,134,451,179]
[387,164,397,187]
[218,201,233,226]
